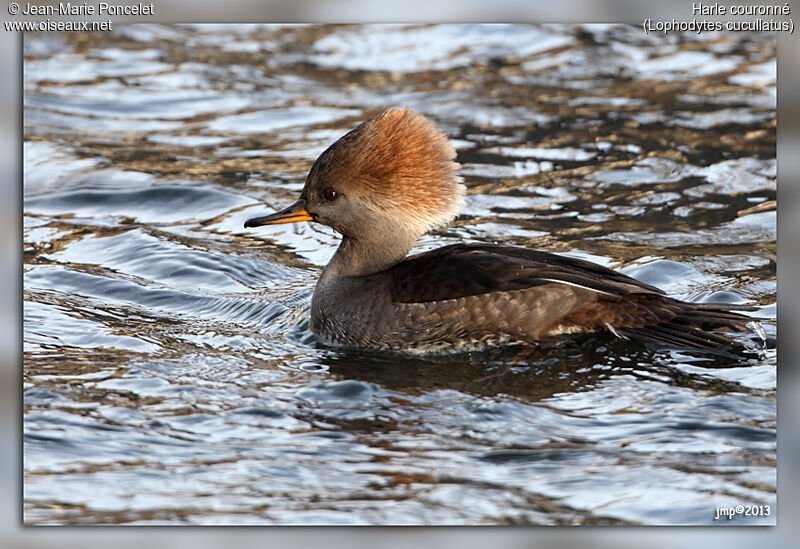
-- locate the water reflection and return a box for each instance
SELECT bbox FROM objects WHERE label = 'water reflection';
[319,335,761,400]
[23,24,776,525]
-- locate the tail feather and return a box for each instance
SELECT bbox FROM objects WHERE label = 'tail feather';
[618,322,733,349]
[602,298,759,350]
[676,303,759,332]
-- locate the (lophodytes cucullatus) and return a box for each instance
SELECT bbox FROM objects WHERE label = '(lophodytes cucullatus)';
[245,108,756,351]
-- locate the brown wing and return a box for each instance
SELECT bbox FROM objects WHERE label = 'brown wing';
[388,243,665,303]
[386,243,755,349]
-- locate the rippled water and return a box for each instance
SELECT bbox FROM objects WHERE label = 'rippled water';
[23,24,776,525]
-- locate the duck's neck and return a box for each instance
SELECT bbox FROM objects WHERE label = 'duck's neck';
[325,230,419,278]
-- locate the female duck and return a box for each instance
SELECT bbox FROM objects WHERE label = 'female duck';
[245,108,753,351]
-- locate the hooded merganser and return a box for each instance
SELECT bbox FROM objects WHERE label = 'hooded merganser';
[245,108,755,351]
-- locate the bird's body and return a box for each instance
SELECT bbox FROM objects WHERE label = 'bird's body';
[245,108,755,352]
[310,242,752,351]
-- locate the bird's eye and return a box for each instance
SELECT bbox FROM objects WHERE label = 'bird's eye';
[323,187,339,201]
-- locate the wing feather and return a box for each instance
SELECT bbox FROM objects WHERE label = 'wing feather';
[384,243,756,349]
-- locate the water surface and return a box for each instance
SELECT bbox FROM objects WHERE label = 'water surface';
[23,24,776,525]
